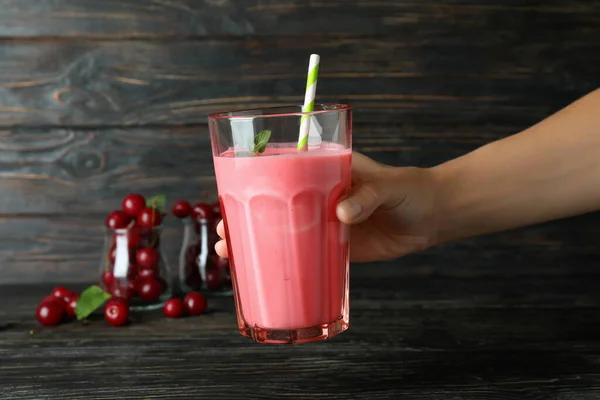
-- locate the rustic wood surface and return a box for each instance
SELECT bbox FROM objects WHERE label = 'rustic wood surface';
[0,0,599,284]
[2,263,600,399]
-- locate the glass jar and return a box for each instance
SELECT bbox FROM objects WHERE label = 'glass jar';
[177,205,232,297]
[99,226,171,310]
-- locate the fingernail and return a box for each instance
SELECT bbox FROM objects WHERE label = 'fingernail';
[339,198,362,220]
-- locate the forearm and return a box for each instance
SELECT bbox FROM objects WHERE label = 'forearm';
[432,89,600,244]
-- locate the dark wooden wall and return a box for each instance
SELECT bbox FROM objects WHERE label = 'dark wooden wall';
[0,0,599,284]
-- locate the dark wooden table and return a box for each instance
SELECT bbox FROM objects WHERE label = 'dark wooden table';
[2,262,600,399]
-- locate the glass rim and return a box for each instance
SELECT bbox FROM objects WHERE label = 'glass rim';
[208,103,351,120]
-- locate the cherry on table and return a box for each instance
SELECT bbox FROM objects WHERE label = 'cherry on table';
[65,295,79,319]
[122,193,146,218]
[137,278,163,301]
[172,200,191,219]
[36,302,64,326]
[136,247,158,269]
[40,295,65,307]
[104,298,129,327]
[136,207,162,228]
[163,298,185,318]
[184,292,207,316]
[51,286,72,303]
[66,291,80,302]
[191,203,214,221]
[105,210,131,230]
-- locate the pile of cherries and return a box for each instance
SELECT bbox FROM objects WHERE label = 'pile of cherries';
[171,199,231,291]
[33,193,224,328]
[102,193,168,303]
[35,285,208,327]
[34,193,214,328]
[36,286,79,326]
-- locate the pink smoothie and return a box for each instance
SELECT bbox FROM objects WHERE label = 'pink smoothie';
[214,144,351,330]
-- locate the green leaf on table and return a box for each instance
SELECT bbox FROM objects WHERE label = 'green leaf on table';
[75,285,112,320]
[253,130,271,155]
[146,194,166,213]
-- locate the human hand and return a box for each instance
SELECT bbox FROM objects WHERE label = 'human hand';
[215,152,439,262]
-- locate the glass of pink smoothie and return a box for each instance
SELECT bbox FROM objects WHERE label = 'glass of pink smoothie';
[209,104,352,344]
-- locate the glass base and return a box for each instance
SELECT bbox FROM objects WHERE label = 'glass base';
[239,315,349,344]
[201,287,234,298]
[129,292,170,311]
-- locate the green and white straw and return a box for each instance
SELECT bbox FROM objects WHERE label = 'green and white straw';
[297,54,320,151]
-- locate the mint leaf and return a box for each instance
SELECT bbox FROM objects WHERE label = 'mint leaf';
[146,194,166,213]
[253,130,271,155]
[75,285,112,320]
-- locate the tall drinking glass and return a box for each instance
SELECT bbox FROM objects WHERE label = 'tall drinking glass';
[209,104,352,344]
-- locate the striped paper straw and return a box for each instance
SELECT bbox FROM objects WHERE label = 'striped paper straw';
[297,54,320,151]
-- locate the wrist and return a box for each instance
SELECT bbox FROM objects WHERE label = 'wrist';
[428,164,452,247]
[428,151,477,247]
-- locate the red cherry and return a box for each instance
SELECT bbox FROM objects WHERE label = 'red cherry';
[65,295,79,319]
[172,200,192,219]
[51,286,72,303]
[111,279,137,301]
[102,270,114,288]
[136,207,162,228]
[205,268,222,290]
[108,244,116,264]
[105,210,131,230]
[66,291,80,301]
[137,279,163,301]
[163,298,185,318]
[183,292,207,316]
[122,193,146,217]
[36,302,64,326]
[41,295,62,305]
[211,202,221,216]
[126,228,142,249]
[191,203,214,220]
[104,298,129,327]
[214,256,229,270]
[137,267,157,280]
[136,247,158,269]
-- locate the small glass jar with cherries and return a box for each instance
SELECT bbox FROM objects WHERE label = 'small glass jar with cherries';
[100,193,172,310]
[172,198,232,297]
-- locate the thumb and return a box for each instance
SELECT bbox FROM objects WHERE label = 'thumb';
[336,182,387,224]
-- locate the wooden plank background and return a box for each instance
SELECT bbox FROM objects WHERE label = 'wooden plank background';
[0,0,598,283]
